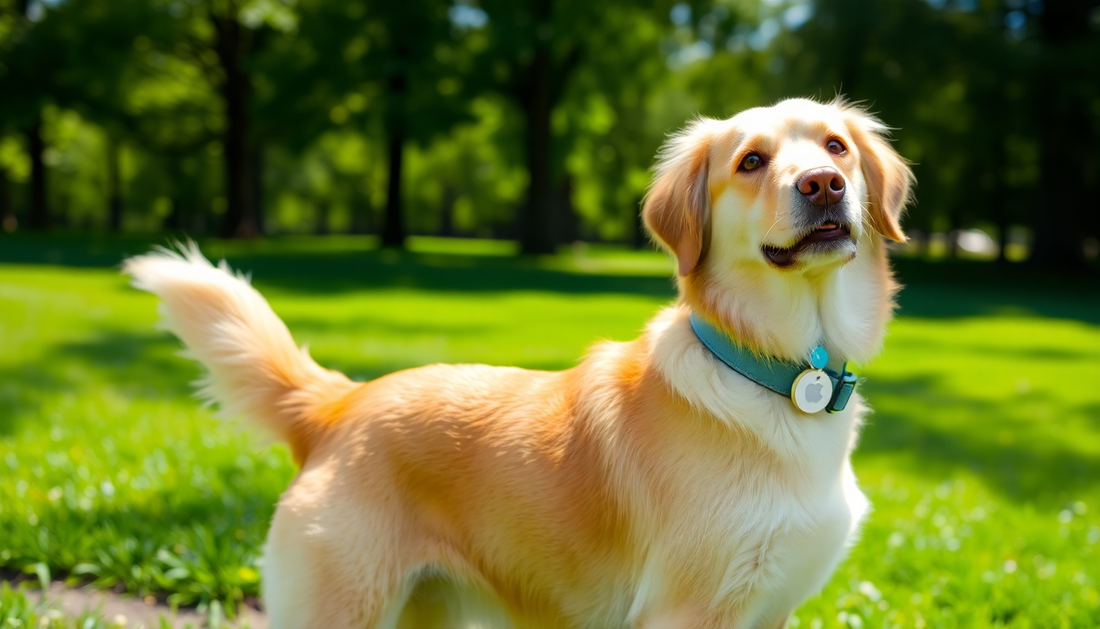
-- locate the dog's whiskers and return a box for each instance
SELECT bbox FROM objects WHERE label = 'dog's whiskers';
[762,210,790,242]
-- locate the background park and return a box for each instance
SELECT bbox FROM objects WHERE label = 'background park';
[1,0,1099,627]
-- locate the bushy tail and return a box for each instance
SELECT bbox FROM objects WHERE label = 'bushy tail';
[123,243,356,463]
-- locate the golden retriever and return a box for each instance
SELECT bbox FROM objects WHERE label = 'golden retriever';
[125,97,912,629]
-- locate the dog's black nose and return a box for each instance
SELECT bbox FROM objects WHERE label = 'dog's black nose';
[796,167,845,207]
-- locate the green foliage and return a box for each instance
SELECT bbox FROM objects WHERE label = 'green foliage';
[2,235,1099,625]
[2,0,1096,260]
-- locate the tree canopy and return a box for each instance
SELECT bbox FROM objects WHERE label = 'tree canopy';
[1,0,1097,267]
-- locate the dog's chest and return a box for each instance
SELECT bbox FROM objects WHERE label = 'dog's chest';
[625,445,867,627]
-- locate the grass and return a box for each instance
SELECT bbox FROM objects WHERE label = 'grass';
[0,582,247,628]
[1,583,128,629]
[2,233,1099,628]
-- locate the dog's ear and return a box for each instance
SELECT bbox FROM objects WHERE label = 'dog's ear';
[842,107,913,243]
[643,122,713,277]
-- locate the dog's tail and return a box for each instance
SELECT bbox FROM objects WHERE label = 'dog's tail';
[123,243,356,463]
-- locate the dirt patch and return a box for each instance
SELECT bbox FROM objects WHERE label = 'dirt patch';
[10,581,268,629]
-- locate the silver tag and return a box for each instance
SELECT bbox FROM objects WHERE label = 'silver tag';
[792,369,833,414]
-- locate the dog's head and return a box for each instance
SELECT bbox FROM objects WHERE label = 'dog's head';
[644,98,913,360]
[644,98,912,277]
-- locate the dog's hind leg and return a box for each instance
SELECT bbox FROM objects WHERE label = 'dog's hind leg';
[261,465,417,629]
[262,507,419,628]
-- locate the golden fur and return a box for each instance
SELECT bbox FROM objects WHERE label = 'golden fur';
[125,98,912,629]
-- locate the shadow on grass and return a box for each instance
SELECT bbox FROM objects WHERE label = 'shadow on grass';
[281,313,498,339]
[859,373,1100,506]
[0,330,197,436]
[5,233,1098,323]
[1,232,679,299]
[0,321,579,438]
[0,366,67,437]
[894,280,1100,325]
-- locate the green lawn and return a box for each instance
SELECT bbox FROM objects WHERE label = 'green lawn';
[2,234,1099,628]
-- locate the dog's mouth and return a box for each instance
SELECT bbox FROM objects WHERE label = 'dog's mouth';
[762,221,854,268]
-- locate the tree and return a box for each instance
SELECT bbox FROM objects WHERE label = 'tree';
[471,0,700,254]
[142,0,299,238]
[1029,0,1100,270]
[254,0,473,246]
[0,0,54,230]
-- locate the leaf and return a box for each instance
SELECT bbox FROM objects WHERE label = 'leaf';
[72,563,102,576]
[25,562,50,589]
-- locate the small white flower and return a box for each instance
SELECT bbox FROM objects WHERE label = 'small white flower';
[858,581,882,602]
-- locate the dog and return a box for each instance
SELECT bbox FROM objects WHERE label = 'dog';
[125,97,911,629]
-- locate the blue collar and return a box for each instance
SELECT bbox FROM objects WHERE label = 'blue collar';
[688,311,858,413]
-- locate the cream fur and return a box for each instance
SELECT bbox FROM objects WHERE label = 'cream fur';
[125,98,910,629]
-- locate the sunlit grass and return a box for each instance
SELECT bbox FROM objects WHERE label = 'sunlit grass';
[2,234,1098,627]
[0,582,248,628]
[1,583,125,629]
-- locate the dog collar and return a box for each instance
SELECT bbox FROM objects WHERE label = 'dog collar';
[688,311,858,414]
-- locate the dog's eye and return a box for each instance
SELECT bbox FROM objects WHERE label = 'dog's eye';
[826,139,847,155]
[740,154,763,171]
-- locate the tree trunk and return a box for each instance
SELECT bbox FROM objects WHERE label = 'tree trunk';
[251,142,264,235]
[214,12,257,239]
[990,139,1010,264]
[106,137,123,232]
[557,176,577,244]
[0,168,13,232]
[315,201,330,235]
[440,184,456,237]
[381,69,408,248]
[1030,0,1097,270]
[946,203,962,258]
[519,20,556,255]
[381,130,406,246]
[26,118,49,230]
[164,158,184,232]
[1031,97,1090,269]
[351,194,373,235]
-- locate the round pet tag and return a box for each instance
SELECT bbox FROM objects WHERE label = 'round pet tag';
[791,369,833,414]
